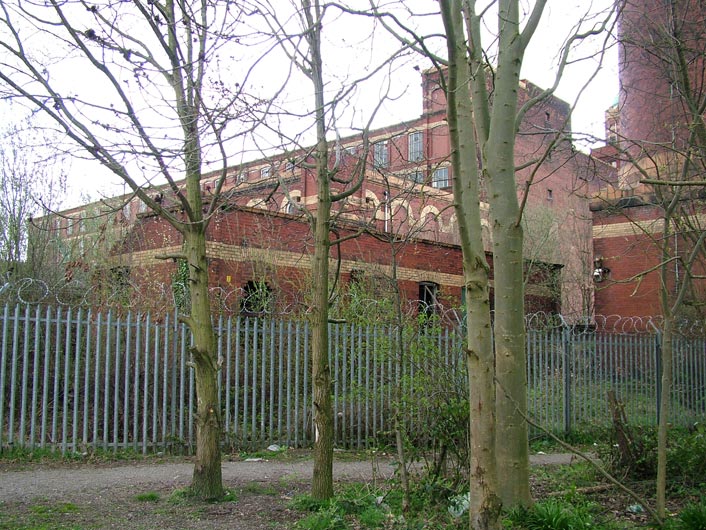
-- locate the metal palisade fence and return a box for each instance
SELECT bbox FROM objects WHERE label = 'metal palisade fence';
[0,304,704,455]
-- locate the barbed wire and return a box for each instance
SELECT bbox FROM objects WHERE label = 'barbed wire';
[0,275,703,336]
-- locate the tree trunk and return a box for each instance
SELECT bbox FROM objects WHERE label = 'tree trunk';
[491,203,531,508]
[483,2,532,506]
[311,204,334,500]
[656,316,672,518]
[440,3,502,527]
[185,228,224,499]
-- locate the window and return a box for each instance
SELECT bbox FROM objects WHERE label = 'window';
[240,280,273,315]
[373,141,389,168]
[285,160,295,172]
[79,213,87,232]
[408,131,423,161]
[547,189,553,201]
[418,281,439,318]
[408,170,425,184]
[260,166,271,179]
[66,218,74,236]
[285,196,301,214]
[431,167,449,188]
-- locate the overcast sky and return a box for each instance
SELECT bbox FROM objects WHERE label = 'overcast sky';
[1,1,619,208]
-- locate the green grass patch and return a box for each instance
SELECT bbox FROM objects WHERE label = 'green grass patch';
[168,487,237,504]
[505,498,594,530]
[134,491,160,502]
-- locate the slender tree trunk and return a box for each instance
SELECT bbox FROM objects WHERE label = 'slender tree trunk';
[440,3,501,527]
[483,0,532,507]
[488,172,531,508]
[308,0,334,495]
[656,216,675,520]
[184,227,224,499]
[656,317,671,518]
[311,201,334,500]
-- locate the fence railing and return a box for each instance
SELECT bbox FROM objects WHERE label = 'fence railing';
[0,304,704,455]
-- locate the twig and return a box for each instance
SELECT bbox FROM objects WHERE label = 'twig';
[495,379,662,525]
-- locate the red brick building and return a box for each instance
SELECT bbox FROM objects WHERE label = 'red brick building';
[590,0,706,321]
[50,68,599,318]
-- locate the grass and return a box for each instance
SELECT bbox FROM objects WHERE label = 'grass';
[168,487,237,504]
[0,446,174,469]
[0,501,85,530]
[241,482,278,495]
[134,491,160,502]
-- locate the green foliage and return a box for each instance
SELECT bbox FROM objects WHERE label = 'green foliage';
[332,278,396,325]
[291,485,388,530]
[135,492,160,502]
[505,499,593,530]
[599,425,706,486]
[669,425,706,488]
[0,446,161,465]
[291,481,476,529]
[168,487,236,504]
[295,506,350,530]
[358,506,386,528]
[675,500,706,530]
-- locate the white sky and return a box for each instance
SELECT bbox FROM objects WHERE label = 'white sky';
[1,1,619,209]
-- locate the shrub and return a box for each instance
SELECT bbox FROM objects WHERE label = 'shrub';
[505,499,593,530]
[674,500,706,530]
[600,425,706,485]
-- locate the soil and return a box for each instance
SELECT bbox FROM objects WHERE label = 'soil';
[0,451,664,529]
[0,450,401,529]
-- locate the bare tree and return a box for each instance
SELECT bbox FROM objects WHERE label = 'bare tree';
[0,0,271,499]
[369,2,617,527]
[0,118,65,279]
[603,0,706,519]
[250,0,405,499]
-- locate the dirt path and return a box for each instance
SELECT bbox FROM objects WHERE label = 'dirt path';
[0,457,401,502]
[0,453,577,529]
[0,452,576,503]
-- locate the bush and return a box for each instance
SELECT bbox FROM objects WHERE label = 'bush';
[676,501,706,530]
[600,425,706,486]
[663,499,706,530]
[505,499,593,530]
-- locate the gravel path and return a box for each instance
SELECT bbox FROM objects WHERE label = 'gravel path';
[0,453,580,529]
[0,458,401,502]
[0,453,576,503]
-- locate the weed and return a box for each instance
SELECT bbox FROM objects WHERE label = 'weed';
[358,506,386,528]
[29,502,79,515]
[167,486,236,504]
[505,498,593,530]
[290,494,331,512]
[220,489,238,502]
[135,491,160,502]
[294,506,349,530]
[670,500,706,530]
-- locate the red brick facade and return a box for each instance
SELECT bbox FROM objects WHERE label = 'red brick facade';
[52,68,596,318]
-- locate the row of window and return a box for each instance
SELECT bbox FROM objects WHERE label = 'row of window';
[54,215,87,236]
[373,130,425,168]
